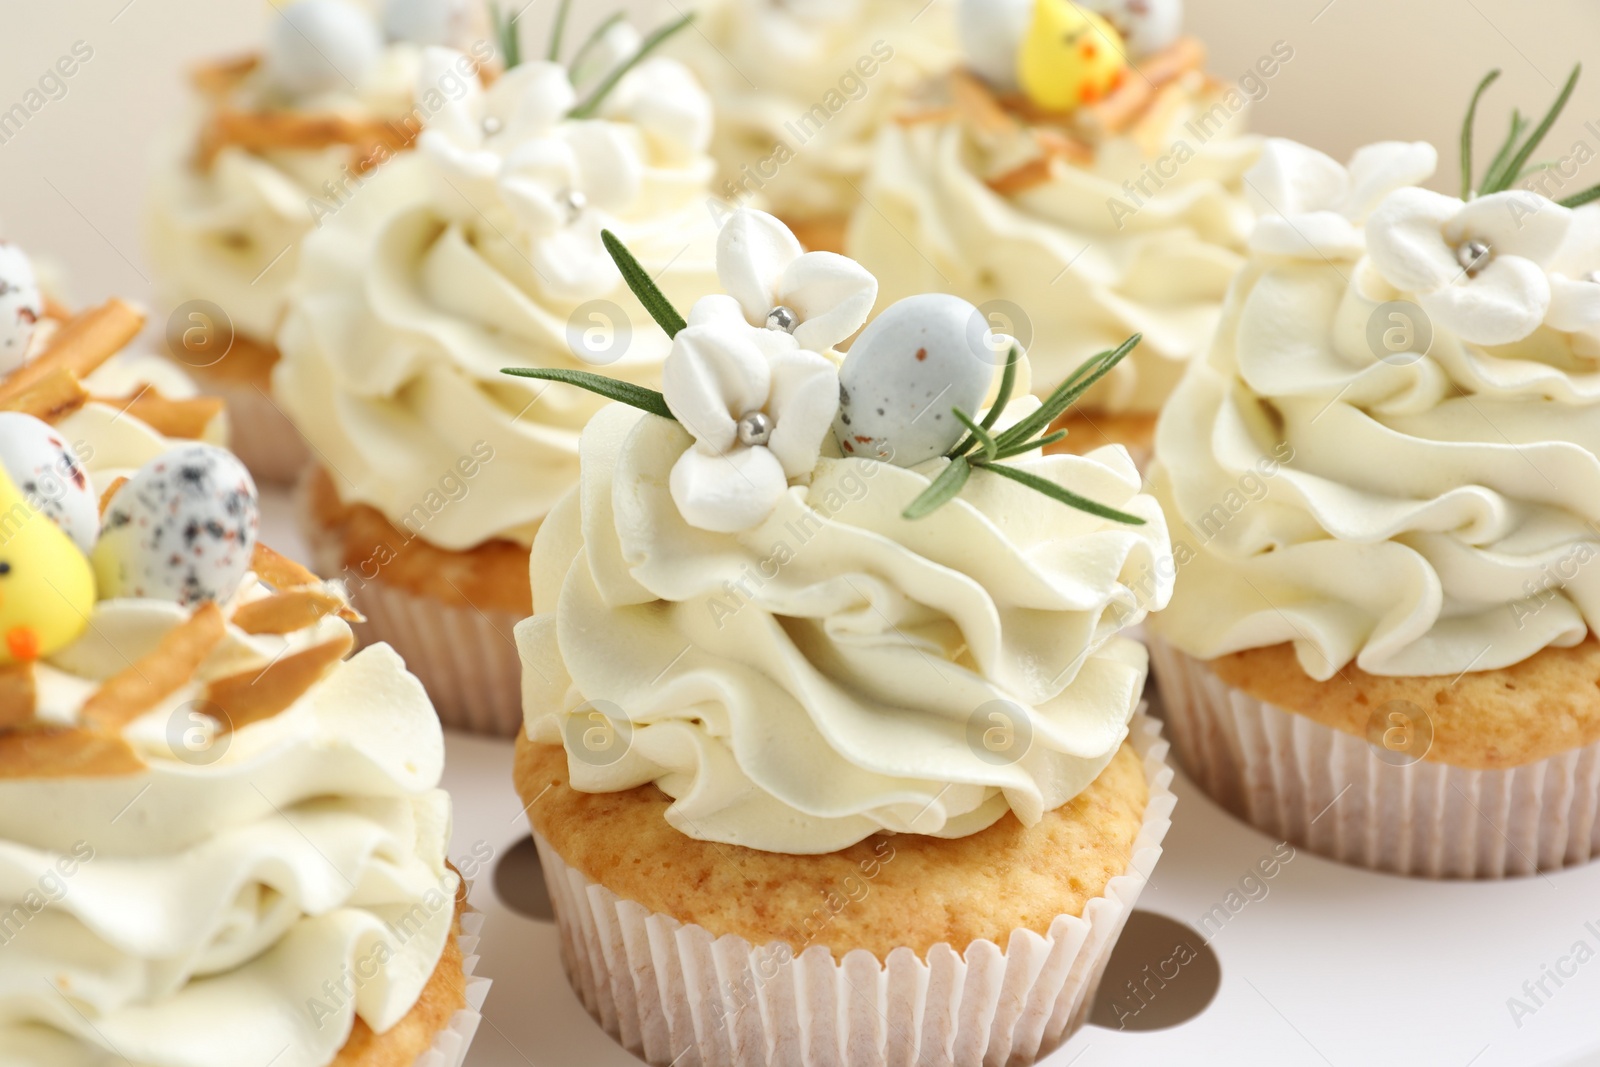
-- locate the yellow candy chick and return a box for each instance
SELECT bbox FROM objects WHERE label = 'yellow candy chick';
[0,467,95,666]
[1019,0,1130,112]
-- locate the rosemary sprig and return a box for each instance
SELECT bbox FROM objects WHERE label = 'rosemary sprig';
[501,367,674,419]
[490,3,523,70]
[1488,64,1581,194]
[901,335,1147,525]
[570,11,629,76]
[602,229,688,338]
[546,0,573,61]
[1560,183,1600,209]
[1478,109,1526,194]
[569,12,696,119]
[1460,69,1501,199]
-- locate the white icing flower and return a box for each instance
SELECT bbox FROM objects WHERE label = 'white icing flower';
[1546,204,1600,355]
[1245,138,1438,260]
[663,317,839,533]
[1366,187,1572,346]
[414,43,710,300]
[715,209,877,352]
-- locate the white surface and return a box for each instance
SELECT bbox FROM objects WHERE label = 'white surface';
[254,487,1600,1067]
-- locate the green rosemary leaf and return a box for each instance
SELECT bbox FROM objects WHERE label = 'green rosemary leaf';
[547,0,573,61]
[570,11,628,75]
[501,367,675,420]
[902,457,972,520]
[1560,182,1600,209]
[568,12,696,119]
[602,229,688,338]
[994,429,1067,459]
[1460,68,1502,198]
[1480,110,1526,194]
[1490,63,1582,195]
[995,334,1140,451]
[952,408,998,461]
[947,345,1020,458]
[491,3,523,70]
[974,461,1145,525]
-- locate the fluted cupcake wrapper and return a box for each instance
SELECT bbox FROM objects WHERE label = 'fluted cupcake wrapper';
[201,372,312,486]
[302,506,526,737]
[1148,636,1600,880]
[417,899,492,1067]
[533,714,1174,1067]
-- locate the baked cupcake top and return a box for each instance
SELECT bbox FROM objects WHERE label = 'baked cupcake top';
[515,210,1172,854]
[274,16,722,550]
[1151,67,1600,680]
[147,0,491,344]
[852,0,1262,412]
[671,0,960,226]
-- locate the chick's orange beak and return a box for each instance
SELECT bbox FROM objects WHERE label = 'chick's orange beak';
[6,628,40,663]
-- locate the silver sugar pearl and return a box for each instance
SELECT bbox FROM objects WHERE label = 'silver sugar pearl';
[558,188,587,225]
[765,305,799,334]
[1457,238,1493,277]
[736,410,774,447]
[482,115,503,136]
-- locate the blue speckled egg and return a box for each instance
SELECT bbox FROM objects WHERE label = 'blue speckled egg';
[1082,0,1184,57]
[0,413,98,555]
[265,0,383,98]
[834,294,997,467]
[93,445,259,606]
[0,242,42,375]
[959,0,1034,91]
[383,0,474,46]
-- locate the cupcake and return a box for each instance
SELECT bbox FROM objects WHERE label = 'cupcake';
[1147,67,1600,878]
[671,0,960,253]
[511,211,1176,1065]
[146,0,493,485]
[0,311,487,1060]
[849,0,1265,467]
[275,13,721,735]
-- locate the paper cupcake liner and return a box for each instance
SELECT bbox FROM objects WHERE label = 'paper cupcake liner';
[1148,636,1600,879]
[414,897,492,1067]
[302,512,525,736]
[533,714,1174,1067]
[199,372,312,486]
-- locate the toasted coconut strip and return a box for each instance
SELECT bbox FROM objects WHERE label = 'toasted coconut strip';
[98,476,129,518]
[988,156,1059,196]
[92,387,226,440]
[0,726,145,779]
[251,542,321,590]
[208,631,354,733]
[0,366,90,423]
[1130,80,1195,159]
[894,105,960,127]
[951,69,1021,138]
[192,53,261,97]
[0,665,36,729]
[1077,36,1206,139]
[233,589,354,634]
[42,296,72,322]
[0,299,146,404]
[197,109,420,169]
[80,603,227,733]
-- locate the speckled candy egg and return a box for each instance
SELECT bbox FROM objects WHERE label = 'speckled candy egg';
[1081,0,1184,57]
[93,445,259,606]
[959,0,1034,92]
[382,0,476,47]
[834,294,996,467]
[0,242,43,375]
[0,413,97,555]
[265,0,383,98]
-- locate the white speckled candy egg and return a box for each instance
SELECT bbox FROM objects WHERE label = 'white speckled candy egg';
[383,0,475,47]
[0,242,43,376]
[93,444,260,606]
[834,294,996,467]
[959,0,1034,92]
[0,413,97,555]
[265,0,383,98]
[1081,0,1184,57]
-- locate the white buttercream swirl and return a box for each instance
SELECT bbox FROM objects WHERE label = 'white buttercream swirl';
[274,49,721,550]
[850,80,1259,410]
[517,401,1172,854]
[1151,138,1600,680]
[672,0,961,221]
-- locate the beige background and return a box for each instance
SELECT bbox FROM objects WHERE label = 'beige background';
[0,0,1596,310]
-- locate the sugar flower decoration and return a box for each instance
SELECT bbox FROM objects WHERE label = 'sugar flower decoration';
[1545,204,1600,355]
[1245,138,1438,261]
[1366,188,1572,346]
